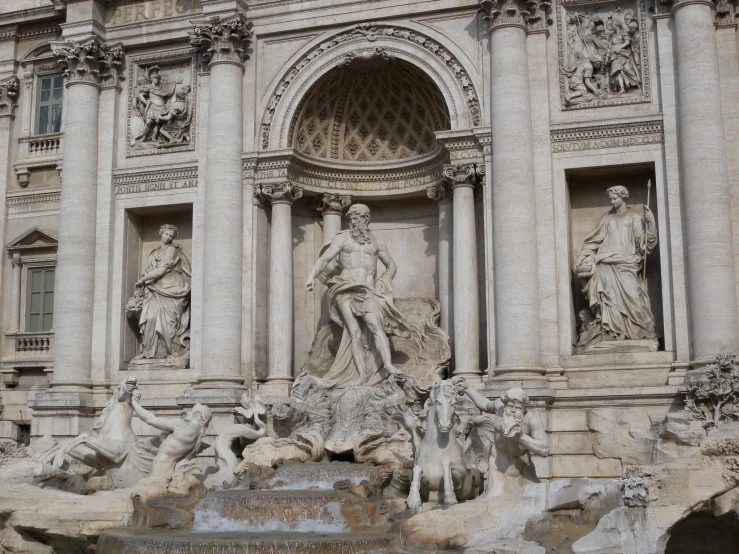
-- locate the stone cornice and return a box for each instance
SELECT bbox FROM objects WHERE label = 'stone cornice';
[189,14,253,68]
[52,38,125,86]
[6,189,61,207]
[254,182,303,206]
[312,193,351,216]
[478,0,552,32]
[113,165,198,187]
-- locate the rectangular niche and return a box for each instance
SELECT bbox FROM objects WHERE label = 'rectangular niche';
[126,48,197,157]
[556,0,650,110]
[121,205,193,369]
[566,164,663,354]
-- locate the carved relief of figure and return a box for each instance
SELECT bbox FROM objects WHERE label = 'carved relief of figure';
[305,204,412,389]
[130,64,192,150]
[562,6,643,107]
[458,381,549,498]
[574,186,658,351]
[607,11,640,94]
[127,224,191,367]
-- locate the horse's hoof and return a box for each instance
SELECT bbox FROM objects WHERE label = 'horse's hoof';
[52,452,65,469]
[407,492,422,510]
[443,494,458,505]
[32,463,44,477]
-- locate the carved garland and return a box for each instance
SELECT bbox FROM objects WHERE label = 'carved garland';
[0,76,19,116]
[261,23,482,150]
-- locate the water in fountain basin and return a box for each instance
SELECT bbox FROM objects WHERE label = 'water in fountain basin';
[263,461,374,491]
[193,490,381,533]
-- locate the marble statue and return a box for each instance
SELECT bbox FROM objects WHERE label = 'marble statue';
[402,379,481,509]
[305,203,412,389]
[127,223,191,368]
[204,394,267,487]
[459,381,549,498]
[130,398,212,478]
[34,376,141,489]
[574,186,657,351]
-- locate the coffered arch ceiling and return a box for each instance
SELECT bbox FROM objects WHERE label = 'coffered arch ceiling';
[290,58,451,163]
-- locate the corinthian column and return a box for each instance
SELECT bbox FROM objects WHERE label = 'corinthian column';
[480,1,544,384]
[669,0,739,364]
[49,39,124,390]
[427,182,453,336]
[313,193,351,245]
[256,183,303,397]
[445,165,481,382]
[190,15,253,388]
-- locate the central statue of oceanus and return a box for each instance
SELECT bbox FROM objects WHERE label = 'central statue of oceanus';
[305,203,412,389]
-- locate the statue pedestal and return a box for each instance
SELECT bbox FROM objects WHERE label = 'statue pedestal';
[575,338,658,355]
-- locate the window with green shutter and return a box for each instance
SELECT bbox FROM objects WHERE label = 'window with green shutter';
[36,75,63,135]
[26,267,55,332]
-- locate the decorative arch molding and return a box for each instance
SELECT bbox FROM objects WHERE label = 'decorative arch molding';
[261,23,483,151]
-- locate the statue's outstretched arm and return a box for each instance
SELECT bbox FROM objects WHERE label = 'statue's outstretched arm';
[519,414,549,457]
[132,397,176,433]
[306,234,343,289]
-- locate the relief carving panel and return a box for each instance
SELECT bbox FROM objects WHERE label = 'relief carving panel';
[126,49,196,157]
[556,0,650,110]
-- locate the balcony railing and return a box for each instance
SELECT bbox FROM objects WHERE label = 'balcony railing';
[14,332,52,354]
[27,135,61,157]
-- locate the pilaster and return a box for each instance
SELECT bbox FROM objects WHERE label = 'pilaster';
[427,182,453,337]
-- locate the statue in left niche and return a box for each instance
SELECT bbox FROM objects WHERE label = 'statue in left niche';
[34,376,212,489]
[126,224,191,368]
[131,64,192,149]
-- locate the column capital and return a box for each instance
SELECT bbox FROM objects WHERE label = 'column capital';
[479,0,552,33]
[427,182,452,203]
[312,193,351,216]
[443,163,483,189]
[190,14,253,68]
[715,0,736,25]
[51,38,125,87]
[659,0,716,13]
[255,182,303,206]
[0,75,19,118]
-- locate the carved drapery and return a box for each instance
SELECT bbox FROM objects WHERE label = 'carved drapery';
[312,193,351,216]
[51,39,125,86]
[478,0,552,32]
[255,182,303,206]
[0,75,19,116]
[189,15,253,67]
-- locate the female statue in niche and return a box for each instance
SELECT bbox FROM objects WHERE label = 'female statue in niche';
[574,185,658,352]
[127,224,191,367]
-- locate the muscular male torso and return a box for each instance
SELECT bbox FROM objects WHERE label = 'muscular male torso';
[338,233,379,287]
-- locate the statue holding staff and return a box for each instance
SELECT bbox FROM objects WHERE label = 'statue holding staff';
[574,185,658,350]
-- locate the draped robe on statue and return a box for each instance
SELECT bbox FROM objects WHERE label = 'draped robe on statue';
[137,245,191,360]
[576,208,657,342]
[317,234,412,390]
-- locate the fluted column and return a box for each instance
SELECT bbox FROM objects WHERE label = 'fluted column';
[480,1,544,382]
[427,182,453,335]
[49,39,124,390]
[190,15,253,386]
[445,165,481,381]
[313,193,351,245]
[256,183,303,396]
[670,0,739,364]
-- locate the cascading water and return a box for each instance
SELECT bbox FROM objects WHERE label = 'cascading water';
[97,462,403,554]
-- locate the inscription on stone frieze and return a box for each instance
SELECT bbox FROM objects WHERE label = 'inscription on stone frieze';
[116,179,197,195]
[107,0,201,27]
[551,134,662,152]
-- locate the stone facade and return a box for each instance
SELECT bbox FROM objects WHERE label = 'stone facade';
[0,0,737,487]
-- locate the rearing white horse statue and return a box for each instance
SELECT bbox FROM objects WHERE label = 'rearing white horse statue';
[34,376,143,489]
[402,379,480,509]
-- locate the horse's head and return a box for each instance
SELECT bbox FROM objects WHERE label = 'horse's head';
[431,379,459,434]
